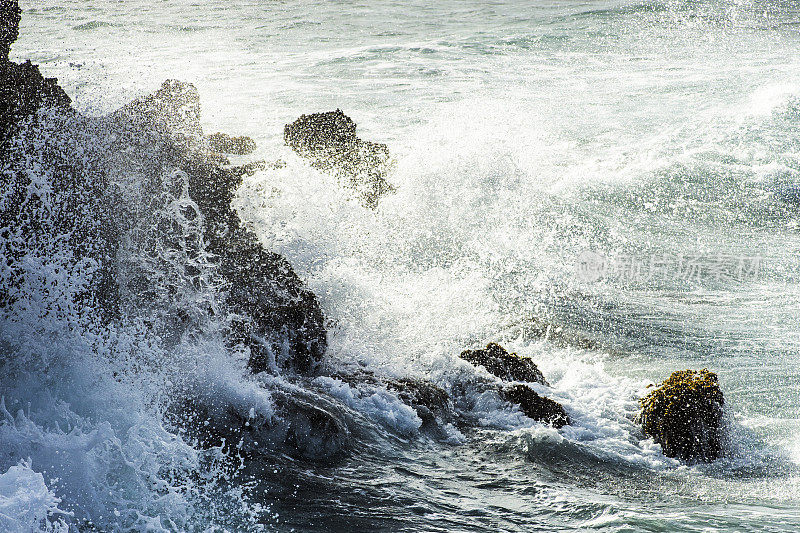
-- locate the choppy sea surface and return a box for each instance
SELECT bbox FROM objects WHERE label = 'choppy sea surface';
[5,0,800,530]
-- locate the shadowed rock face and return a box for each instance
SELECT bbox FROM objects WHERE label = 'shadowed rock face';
[1,0,117,315]
[501,385,570,428]
[110,79,327,374]
[460,343,549,385]
[637,368,725,462]
[284,109,395,208]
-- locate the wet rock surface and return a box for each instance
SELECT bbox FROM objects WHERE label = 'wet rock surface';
[459,343,570,428]
[386,378,451,426]
[2,3,327,377]
[460,342,549,385]
[108,79,328,374]
[501,384,570,428]
[637,368,725,462]
[284,109,395,208]
[0,0,21,62]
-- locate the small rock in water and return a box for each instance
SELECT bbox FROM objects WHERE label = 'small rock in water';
[387,378,451,426]
[501,384,570,428]
[206,132,257,155]
[284,109,395,208]
[637,368,725,462]
[460,343,549,385]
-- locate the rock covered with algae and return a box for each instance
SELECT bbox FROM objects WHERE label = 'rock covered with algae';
[637,368,725,462]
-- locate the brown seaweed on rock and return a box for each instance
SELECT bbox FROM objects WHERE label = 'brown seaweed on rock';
[637,368,725,462]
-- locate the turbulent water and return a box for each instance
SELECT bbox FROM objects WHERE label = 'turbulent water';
[4,0,800,531]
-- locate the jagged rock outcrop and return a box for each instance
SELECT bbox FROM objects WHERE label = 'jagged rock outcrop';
[108,79,327,373]
[284,109,395,208]
[501,384,569,428]
[460,343,549,385]
[1,1,327,374]
[637,368,725,462]
[1,0,118,315]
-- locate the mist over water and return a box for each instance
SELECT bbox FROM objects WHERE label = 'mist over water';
[4,0,800,531]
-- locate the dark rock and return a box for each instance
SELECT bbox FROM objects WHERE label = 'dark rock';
[501,384,569,428]
[182,158,327,373]
[1,59,72,148]
[109,87,328,374]
[1,2,116,315]
[386,378,451,426]
[207,132,257,155]
[284,109,395,208]
[637,368,725,462]
[460,343,549,385]
[170,388,350,463]
[1,0,21,62]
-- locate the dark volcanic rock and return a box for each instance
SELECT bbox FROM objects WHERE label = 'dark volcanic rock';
[114,78,203,138]
[1,1,117,315]
[181,157,326,373]
[460,343,549,385]
[284,109,395,208]
[637,368,725,462]
[207,131,257,155]
[501,384,570,428]
[1,58,72,148]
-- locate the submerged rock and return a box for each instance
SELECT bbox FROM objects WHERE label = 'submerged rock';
[386,378,451,426]
[637,368,725,462]
[170,388,351,463]
[206,131,257,155]
[460,343,549,385]
[284,109,395,208]
[501,384,570,428]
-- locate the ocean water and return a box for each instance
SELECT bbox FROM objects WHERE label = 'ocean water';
[4,0,800,531]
